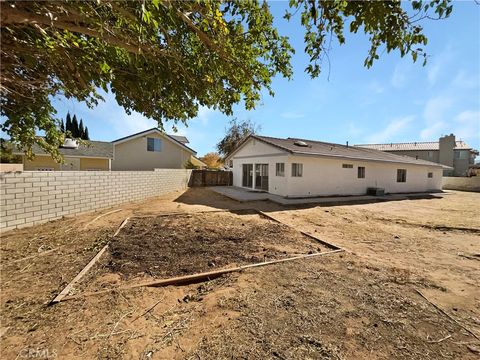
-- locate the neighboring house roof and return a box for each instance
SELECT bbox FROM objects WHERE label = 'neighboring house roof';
[13,140,114,159]
[228,135,447,168]
[169,135,189,144]
[355,140,473,151]
[112,128,196,155]
[191,156,207,167]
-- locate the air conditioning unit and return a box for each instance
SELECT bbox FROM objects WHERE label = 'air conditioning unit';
[367,187,385,196]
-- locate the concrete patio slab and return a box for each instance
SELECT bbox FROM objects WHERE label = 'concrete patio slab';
[209,186,444,206]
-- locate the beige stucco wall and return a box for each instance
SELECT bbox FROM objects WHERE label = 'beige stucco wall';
[112,133,192,170]
[285,155,442,197]
[0,164,23,172]
[80,158,109,170]
[23,155,109,171]
[230,138,443,197]
[384,150,439,164]
[23,155,60,171]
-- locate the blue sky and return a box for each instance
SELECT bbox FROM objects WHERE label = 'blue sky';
[51,1,479,156]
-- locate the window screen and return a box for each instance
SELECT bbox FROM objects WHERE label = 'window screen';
[397,169,407,182]
[291,163,303,177]
[276,163,285,176]
[147,138,161,152]
[358,166,365,178]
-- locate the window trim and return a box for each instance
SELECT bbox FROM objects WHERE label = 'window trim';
[147,137,162,152]
[291,163,303,177]
[276,162,285,177]
[357,166,365,179]
[397,169,407,183]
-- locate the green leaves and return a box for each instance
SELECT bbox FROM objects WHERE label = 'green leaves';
[1,0,452,159]
[287,0,453,76]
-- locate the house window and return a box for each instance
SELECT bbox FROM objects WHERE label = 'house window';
[342,164,353,168]
[428,172,433,178]
[291,163,303,177]
[397,169,407,183]
[147,137,161,152]
[455,151,468,160]
[276,163,285,177]
[358,166,365,179]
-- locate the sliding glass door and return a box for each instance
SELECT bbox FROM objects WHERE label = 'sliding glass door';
[242,164,253,188]
[255,164,269,191]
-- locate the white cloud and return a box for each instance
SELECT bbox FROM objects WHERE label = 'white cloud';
[427,62,442,86]
[391,62,410,88]
[452,70,479,89]
[365,115,415,143]
[423,95,454,123]
[420,95,454,139]
[420,121,447,140]
[115,112,157,136]
[280,111,305,119]
[347,122,364,137]
[453,110,480,142]
[427,45,453,86]
[194,106,215,125]
[367,81,385,94]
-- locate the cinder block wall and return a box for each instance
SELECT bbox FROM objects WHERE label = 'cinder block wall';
[0,169,192,231]
[442,176,480,192]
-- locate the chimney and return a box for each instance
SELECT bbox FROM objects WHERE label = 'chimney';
[346,141,349,148]
[439,133,455,173]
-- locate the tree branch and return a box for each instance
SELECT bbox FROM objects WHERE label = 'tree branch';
[2,6,149,55]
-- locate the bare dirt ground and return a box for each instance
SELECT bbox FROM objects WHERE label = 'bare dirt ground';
[1,188,479,359]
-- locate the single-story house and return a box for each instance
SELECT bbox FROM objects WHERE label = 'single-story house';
[225,135,446,197]
[14,140,113,171]
[111,128,198,170]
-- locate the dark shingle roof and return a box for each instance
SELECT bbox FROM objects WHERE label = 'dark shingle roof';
[14,140,113,158]
[355,140,473,151]
[249,135,445,167]
[169,135,189,144]
[112,128,196,154]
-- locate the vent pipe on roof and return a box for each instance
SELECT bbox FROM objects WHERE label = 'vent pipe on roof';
[62,138,79,149]
[294,140,309,147]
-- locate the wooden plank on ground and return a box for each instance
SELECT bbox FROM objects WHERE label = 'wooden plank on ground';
[49,217,130,304]
[58,249,344,302]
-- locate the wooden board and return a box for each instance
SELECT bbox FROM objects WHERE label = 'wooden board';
[59,249,344,302]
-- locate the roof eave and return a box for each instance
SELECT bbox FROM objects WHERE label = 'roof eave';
[290,151,446,168]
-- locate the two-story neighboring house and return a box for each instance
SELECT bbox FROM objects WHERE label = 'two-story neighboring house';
[10,128,205,171]
[111,128,202,170]
[355,134,478,177]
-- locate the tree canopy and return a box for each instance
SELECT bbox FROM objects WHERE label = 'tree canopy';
[0,0,453,159]
[199,152,223,169]
[217,119,259,158]
[60,113,90,140]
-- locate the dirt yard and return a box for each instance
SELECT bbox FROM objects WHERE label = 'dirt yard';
[1,188,479,359]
